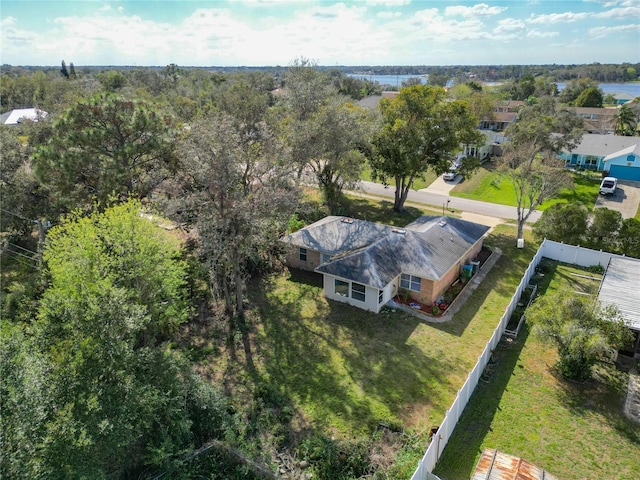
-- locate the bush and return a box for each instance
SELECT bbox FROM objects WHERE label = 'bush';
[298,434,373,480]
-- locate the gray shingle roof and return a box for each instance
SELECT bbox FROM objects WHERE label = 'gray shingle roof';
[281,216,391,255]
[562,134,639,157]
[310,215,489,287]
[598,256,640,332]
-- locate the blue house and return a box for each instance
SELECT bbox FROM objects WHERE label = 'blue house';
[559,134,640,181]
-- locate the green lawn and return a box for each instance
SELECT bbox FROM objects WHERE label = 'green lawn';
[434,260,640,480]
[452,161,601,211]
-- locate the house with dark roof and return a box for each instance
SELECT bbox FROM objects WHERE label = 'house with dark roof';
[597,256,640,357]
[282,215,490,313]
[559,133,640,181]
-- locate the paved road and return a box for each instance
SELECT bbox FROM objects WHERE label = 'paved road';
[353,180,543,224]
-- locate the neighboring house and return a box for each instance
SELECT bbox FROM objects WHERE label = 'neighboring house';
[559,133,640,181]
[597,256,640,357]
[0,107,47,125]
[282,215,489,313]
[573,107,617,134]
[609,92,636,105]
[478,110,517,132]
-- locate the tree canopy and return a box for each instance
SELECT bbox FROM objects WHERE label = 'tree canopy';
[370,85,482,212]
[1,201,235,478]
[528,292,632,381]
[32,93,179,212]
[499,97,583,241]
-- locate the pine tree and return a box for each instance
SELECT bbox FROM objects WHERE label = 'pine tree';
[60,60,69,79]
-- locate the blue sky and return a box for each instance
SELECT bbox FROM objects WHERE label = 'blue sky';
[1,0,639,66]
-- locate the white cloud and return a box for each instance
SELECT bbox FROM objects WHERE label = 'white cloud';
[377,11,402,18]
[594,6,640,18]
[589,23,640,39]
[526,29,559,38]
[527,11,590,24]
[445,3,507,17]
[366,0,410,6]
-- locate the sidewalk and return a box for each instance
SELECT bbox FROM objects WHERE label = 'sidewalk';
[352,180,543,224]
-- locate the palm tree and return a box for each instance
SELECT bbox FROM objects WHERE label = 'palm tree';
[614,104,639,136]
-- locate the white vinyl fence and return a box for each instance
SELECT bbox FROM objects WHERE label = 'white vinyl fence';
[410,240,626,480]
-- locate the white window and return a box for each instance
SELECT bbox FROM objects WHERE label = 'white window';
[400,274,421,292]
[378,289,384,304]
[299,247,307,261]
[351,283,366,302]
[335,279,349,297]
[321,253,332,263]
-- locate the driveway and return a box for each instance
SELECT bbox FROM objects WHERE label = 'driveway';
[595,180,640,219]
[420,174,462,194]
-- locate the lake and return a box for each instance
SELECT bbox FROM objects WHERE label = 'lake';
[347,74,640,97]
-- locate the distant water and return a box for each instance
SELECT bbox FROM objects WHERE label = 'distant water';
[347,74,427,87]
[556,82,640,97]
[347,74,640,97]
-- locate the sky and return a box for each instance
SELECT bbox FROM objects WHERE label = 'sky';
[1,0,639,67]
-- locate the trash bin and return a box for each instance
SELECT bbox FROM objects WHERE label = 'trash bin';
[463,264,473,279]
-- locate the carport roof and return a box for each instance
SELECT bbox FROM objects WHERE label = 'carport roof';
[598,256,640,332]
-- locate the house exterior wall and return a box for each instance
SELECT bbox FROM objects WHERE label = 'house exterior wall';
[603,153,640,180]
[414,239,485,305]
[322,274,390,313]
[285,247,321,271]
[559,152,606,171]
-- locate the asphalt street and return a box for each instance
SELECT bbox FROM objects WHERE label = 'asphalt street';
[353,180,544,224]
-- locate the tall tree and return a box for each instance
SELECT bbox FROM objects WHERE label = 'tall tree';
[574,86,603,107]
[60,60,69,79]
[528,292,632,381]
[370,85,483,212]
[499,97,583,241]
[1,201,235,478]
[280,59,371,213]
[178,113,296,319]
[614,104,639,136]
[32,93,179,211]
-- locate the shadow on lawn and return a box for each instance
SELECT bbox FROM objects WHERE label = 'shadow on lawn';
[553,363,640,445]
[433,324,530,479]
[251,269,454,435]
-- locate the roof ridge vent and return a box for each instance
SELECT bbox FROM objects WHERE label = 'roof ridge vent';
[341,217,354,224]
[438,220,447,227]
[391,227,406,234]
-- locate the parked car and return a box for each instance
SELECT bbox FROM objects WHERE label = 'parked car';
[443,161,460,181]
[599,176,617,195]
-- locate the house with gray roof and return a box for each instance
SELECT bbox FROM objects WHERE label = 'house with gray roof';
[559,133,640,181]
[282,215,489,313]
[597,256,640,357]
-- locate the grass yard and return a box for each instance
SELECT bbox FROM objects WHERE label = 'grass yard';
[452,161,601,211]
[183,200,541,476]
[433,260,640,480]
